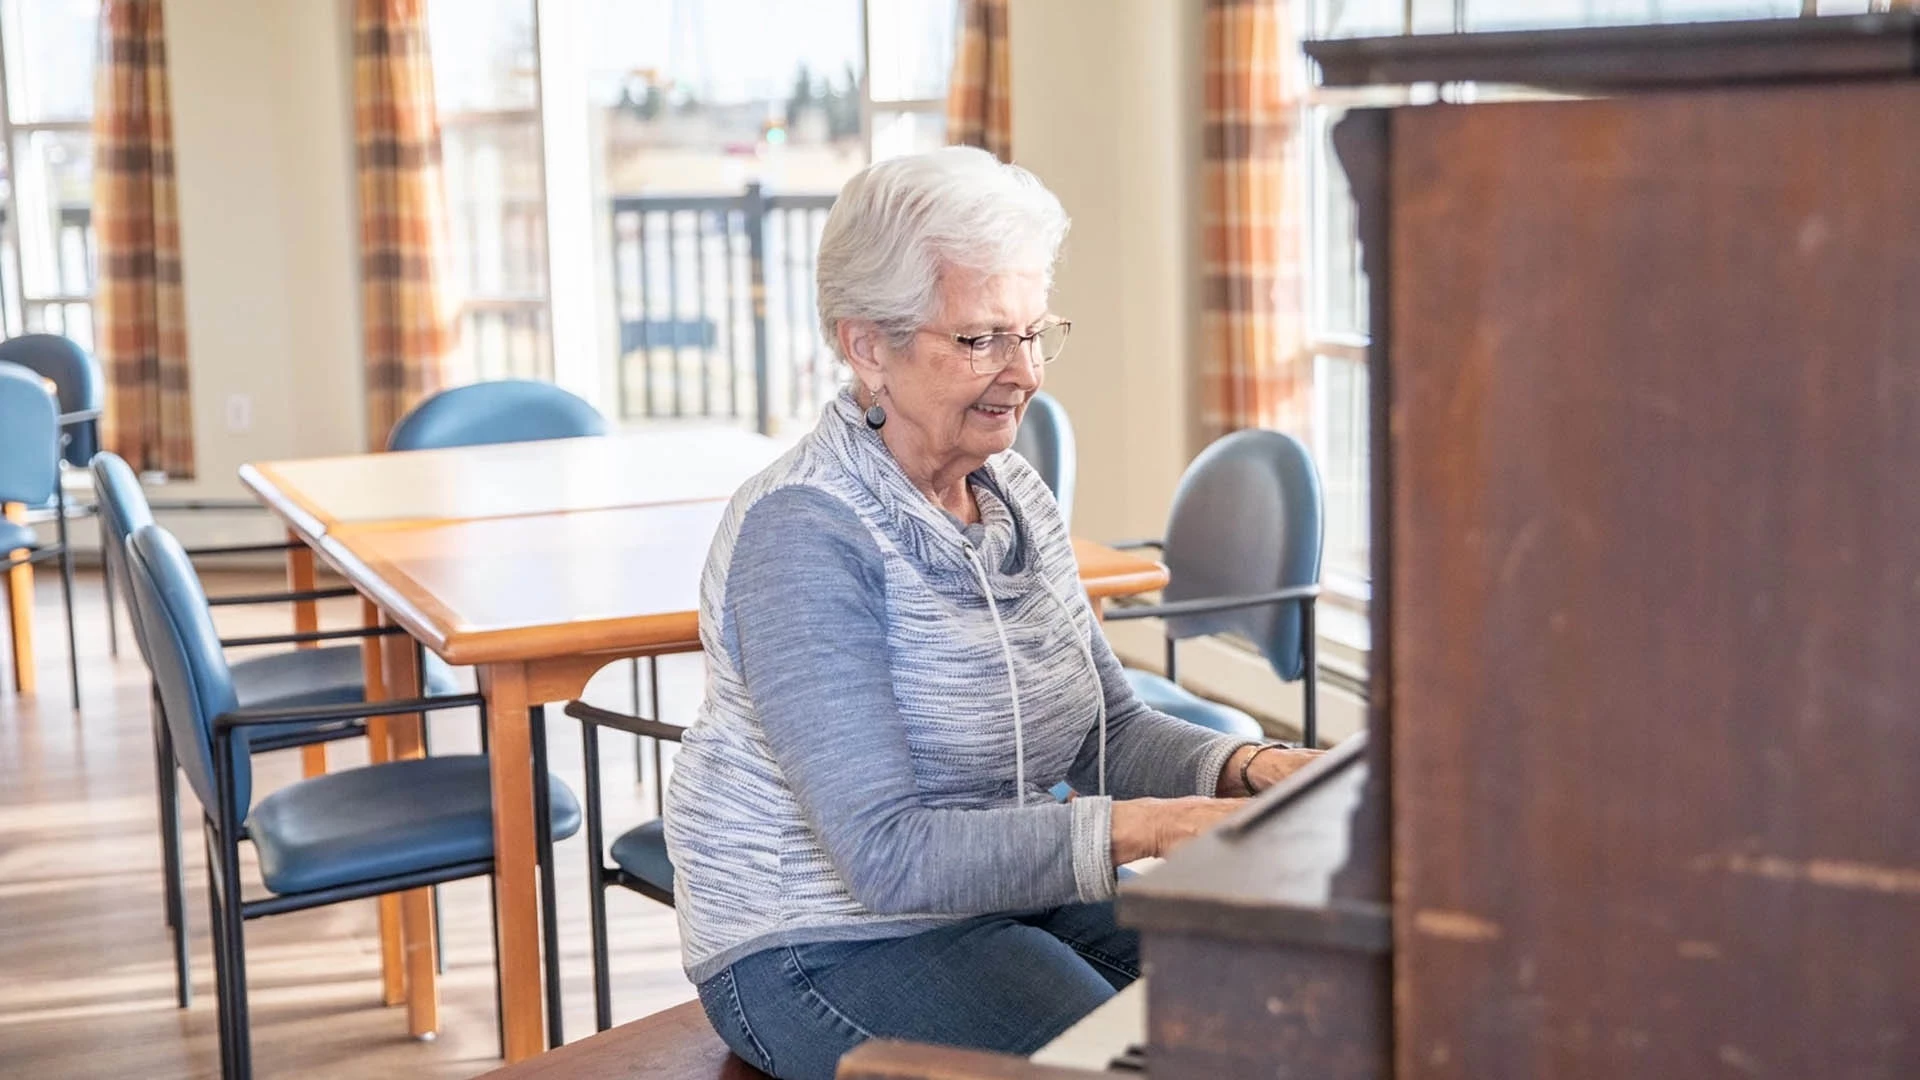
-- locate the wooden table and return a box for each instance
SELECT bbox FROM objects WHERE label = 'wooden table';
[242,433,1171,1064]
[239,429,786,537]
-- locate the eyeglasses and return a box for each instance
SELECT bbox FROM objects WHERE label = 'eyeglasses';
[923,319,1073,376]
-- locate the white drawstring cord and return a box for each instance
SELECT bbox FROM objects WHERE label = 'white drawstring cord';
[1040,580,1107,797]
[962,543,1027,806]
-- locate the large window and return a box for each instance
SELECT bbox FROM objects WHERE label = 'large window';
[0,0,99,349]
[428,0,550,384]
[425,0,960,432]
[1300,0,1853,594]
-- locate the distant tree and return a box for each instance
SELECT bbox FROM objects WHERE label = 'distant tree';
[822,62,862,140]
[787,63,815,122]
[619,77,664,121]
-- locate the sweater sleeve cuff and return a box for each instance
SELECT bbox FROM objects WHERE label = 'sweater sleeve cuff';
[1069,795,1117,903]
[1194,736,1258,797]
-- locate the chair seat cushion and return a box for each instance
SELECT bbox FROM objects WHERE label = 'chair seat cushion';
[0,518,40,553]
[608,818,675,895]
[1124,668,1266,738]
[233,646,462,748]
[248,754,581,896]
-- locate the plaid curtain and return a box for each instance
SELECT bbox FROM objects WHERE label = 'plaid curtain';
[947,0,1012,162]
[93,0,194,478]
[1199,0,1307,443]
[354,0,455,450]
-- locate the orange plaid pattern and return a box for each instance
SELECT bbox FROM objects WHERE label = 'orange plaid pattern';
[947,0,1012,162]
[1199,0,1307,443]
[354,0,456,450]
[93,0,194,478]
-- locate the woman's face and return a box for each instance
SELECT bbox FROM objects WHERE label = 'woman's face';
[876,265,1051,469]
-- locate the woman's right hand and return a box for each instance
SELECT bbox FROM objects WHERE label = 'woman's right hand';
[1110,796,1246,864]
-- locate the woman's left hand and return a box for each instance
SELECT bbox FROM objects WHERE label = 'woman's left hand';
[1221,743,1325,797]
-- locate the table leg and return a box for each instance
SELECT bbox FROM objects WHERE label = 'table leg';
[359,599,405,1008]
[5,502,35,694]
[481,661,546,1061]
[381,625,438,1039]
[285,531,326,778]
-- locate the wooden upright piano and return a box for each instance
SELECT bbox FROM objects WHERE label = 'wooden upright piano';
[843,14,1920,1080]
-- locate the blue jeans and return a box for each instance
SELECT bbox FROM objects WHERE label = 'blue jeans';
[695,902,1140,1080]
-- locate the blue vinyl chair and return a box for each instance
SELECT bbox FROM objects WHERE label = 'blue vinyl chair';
[93,451,462,1008]
[1108,429,1325,746]
[0,337,121,653]
[0,334,103,467]
[0,361,80,707]
[1011,390,1077,525]
[376,379,677,1036]
[386,378,611,1044]
[563,699,681,1032]
[122,522,580,1079]
[385,379,608,452]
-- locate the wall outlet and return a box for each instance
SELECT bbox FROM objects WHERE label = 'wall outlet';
[225,393,253,433]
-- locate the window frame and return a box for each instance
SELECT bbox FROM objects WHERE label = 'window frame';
[0,7,97,344]
[428,0,959,416]
[436,99,555,383]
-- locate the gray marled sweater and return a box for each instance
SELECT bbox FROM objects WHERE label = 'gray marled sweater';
[663,391,1247,982]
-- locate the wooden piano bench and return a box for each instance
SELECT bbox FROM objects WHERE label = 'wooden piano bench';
[481,1000,771,1080]
[839,1041,1108,1080]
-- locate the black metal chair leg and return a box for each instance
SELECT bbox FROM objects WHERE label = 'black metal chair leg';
[630,659,644,778]
[53,498,79,710]
[152,695,179,936]
[433,885,446,976]
[205,828,235,1079]
[220,827,253,1079]
[649,658,665,817]
[154,691,191,1008]
[582,718,614,1031]
[100,517,119,658]
[531,704,563,1049]
[1301,599,1319,749]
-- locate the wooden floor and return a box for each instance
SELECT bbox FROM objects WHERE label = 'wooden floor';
[1,566,702,1077]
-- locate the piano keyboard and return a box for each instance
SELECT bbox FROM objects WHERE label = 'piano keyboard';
[1030,979,1146,1072]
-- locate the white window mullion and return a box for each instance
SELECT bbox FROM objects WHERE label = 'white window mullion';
[534,0,604,410]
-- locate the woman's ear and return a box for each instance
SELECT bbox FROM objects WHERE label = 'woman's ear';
[838,319,886,396]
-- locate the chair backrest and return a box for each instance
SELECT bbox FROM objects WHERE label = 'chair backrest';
[0,334,103,465]
[1011,390,1077,523]
[91,451,160,663]
[385,380,608,451]
[122,523,249,815]
[0,361,59,505]
[1160,429,1324,682]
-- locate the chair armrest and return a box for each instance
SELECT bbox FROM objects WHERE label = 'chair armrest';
[214,691,484,731]
[206,586,357,608]
[1107,537,1165,552]
[219,624,405,649]
[564,699,687,743]
[1104,584,1321,622]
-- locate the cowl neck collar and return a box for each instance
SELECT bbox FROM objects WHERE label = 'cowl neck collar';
[813,389,1037,599]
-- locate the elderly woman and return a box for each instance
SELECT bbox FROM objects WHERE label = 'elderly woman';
[664,146,1319,1079]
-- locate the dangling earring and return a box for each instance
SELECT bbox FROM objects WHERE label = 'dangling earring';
[864,384,887,430]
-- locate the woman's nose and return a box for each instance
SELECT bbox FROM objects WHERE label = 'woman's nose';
[1000,341,1043,388]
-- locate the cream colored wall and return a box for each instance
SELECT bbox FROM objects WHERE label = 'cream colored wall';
[1011,0,1363,742]
[155,0,361,526]
[1009,0,1201,545]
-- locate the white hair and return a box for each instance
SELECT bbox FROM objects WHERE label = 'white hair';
[816,146,1070,362]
